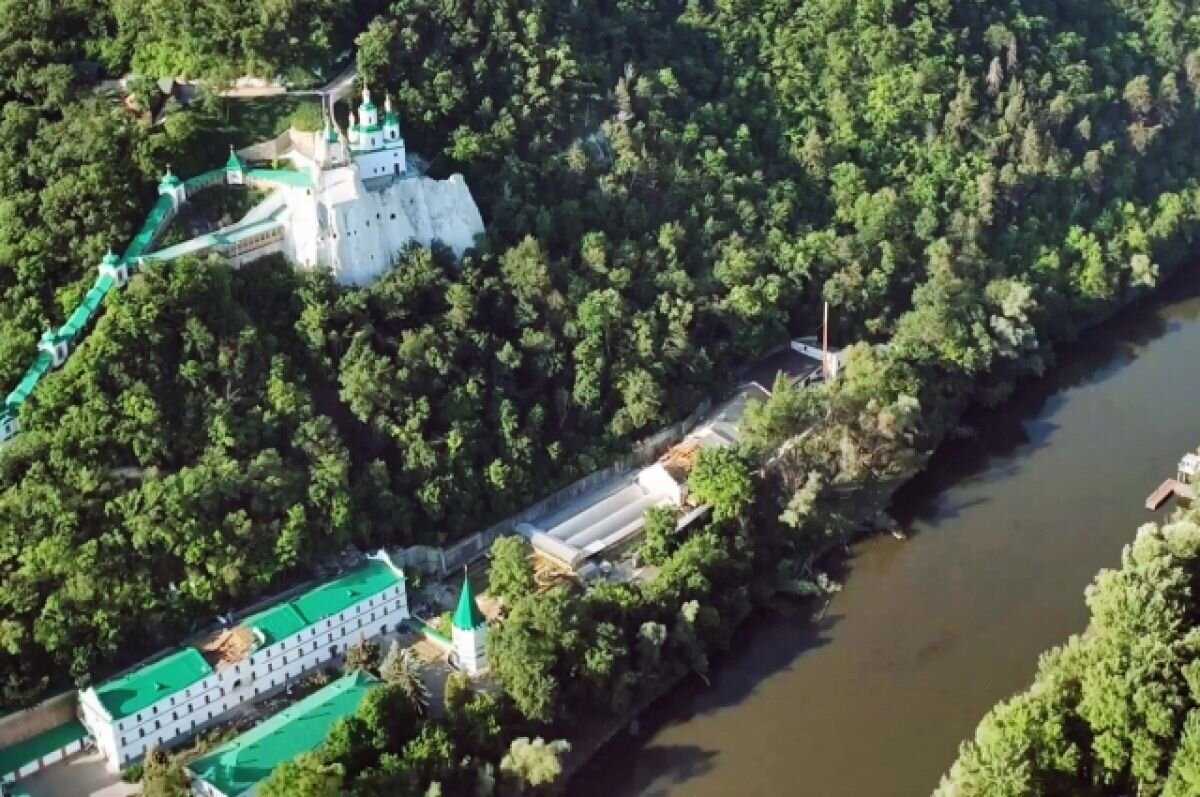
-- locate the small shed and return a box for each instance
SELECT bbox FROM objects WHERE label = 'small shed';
[1178,453,1200,482]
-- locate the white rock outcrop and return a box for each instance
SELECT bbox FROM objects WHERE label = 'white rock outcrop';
[279,165,484,286]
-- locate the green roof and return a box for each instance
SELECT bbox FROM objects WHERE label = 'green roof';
[6,352,53,408]
[452,575,485,630]
[101,249,119,267]
[188,672,376,797]
[60,275,115,338]
[0,720,87,777]
[242,603,306,647]
[359,100,377,112]
[226,150,243,171]
[182,169,226,192]
[412,617,450,645]
[159,171,181,188]
[94,647,213,720]
[290,559,401,627]
[123,195,175,261]
[244,168,312,188]
[239,558,402,649]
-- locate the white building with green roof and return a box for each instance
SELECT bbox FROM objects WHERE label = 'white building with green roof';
[78,550,408,773]
[186,671,376,797]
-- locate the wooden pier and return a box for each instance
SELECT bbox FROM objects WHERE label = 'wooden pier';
[1146,479,1196,510]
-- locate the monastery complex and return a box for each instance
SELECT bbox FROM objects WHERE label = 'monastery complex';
[0,88,485,446]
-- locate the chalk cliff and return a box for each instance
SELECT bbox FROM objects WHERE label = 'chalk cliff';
[279,166,484,286]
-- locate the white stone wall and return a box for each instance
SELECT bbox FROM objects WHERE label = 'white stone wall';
[353,144,406,181]
[83,582,409,773]
[452,624,487,675]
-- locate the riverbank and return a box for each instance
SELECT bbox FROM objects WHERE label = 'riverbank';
[567,266,1200,795]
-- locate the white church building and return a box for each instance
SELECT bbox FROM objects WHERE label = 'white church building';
[274,87,484,284]
[146,87,486,286]
[77,550,409,773]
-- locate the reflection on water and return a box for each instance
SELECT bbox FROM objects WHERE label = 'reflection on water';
[572,270,1200,797]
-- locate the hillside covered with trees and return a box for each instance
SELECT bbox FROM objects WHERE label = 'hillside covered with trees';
[4,0,1200,738]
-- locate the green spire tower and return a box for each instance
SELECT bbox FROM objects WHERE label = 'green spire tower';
[225,146,245,185]
[451,572,487,674]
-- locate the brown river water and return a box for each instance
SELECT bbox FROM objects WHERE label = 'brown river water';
[572,269,1200,797]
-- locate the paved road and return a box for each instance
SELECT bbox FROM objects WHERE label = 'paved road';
[218,63,358,101]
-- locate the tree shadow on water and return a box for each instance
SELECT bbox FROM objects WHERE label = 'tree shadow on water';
[569,610,839,796]
[572,743,719,797]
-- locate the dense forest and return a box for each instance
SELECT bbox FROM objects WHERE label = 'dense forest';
[937,509,1200,797]
[4,0,1200,753]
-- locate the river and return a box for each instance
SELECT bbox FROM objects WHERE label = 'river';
[571,269,1200,797]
